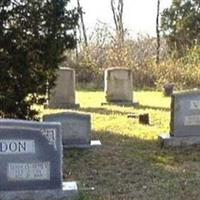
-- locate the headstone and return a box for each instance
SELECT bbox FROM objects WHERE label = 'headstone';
[0,119,78,200]
[102,67,139,106]
[49,67,79,109]
[43,112,101,148]
[159,90,200,147]
[163,83,175,96]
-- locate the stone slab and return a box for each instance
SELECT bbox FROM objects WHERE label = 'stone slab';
[159,133,200,147]
[170,90,200,137]
[0,181,79,200]
[43,112,91,147]
[63,140,102,149]
[104,67,133,102]
[0,119,62,191]
[49,68,79,109]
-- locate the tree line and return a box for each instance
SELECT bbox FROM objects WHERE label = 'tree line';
[0,0,199,119]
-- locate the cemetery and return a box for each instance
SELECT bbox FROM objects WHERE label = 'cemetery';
[1,0,200,199]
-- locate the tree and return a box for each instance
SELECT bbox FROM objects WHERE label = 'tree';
[77,0,88,47]
[161,0,200,57]
[156,0,160,65]
[0,0,78,119]
[111,0,124,43]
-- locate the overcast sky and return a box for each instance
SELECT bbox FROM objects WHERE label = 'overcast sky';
[73,0,172,37]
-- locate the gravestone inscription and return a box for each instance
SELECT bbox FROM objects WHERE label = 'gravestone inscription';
[160,90,200,147]
[0,119,62,191]
[170,90,200,137]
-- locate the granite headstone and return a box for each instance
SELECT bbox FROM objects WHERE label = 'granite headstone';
[0,119,78,199]
[43,112,101,148]
[160,90,200,147]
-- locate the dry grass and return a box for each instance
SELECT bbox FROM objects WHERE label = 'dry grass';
[46,91,200,200]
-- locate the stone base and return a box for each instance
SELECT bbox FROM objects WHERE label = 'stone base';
[63,140,102,149]
[0,182,79,200]
[101,101,139,107]
[47,103,80,109]
[159,133,200,147]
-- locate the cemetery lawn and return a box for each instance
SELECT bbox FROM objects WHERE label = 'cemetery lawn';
[44,91,200,200]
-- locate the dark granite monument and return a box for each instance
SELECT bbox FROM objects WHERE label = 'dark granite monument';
[0,119,78,200]
[43,112,101,148]
[160,90,200,147]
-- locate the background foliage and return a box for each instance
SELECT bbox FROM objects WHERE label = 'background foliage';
[0,0,78,119]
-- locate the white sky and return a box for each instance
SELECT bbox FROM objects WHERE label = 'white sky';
[74,0,172,37]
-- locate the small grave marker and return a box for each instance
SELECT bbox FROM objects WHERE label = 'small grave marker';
[43,112,101,148]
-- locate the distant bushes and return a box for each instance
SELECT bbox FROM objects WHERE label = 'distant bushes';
[64,23,200,90]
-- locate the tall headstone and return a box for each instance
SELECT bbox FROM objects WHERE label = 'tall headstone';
[103,67,139,106]
[49,67,79,109]
[0,119,78,200]
[160,90,200,147]
[43,112,101,149]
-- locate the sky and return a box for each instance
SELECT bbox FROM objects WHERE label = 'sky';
[73,0,172,37]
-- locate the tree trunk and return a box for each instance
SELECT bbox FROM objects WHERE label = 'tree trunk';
[77,0,88,47]
[156,0,160,65]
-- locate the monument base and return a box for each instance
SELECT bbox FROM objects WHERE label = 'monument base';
[0,182,79,200]
[64,140,102,149]
[48,103,80,109]
[159,133,200,147]
[101,101,139,107]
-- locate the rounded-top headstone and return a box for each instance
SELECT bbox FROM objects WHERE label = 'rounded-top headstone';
[104,67,133,102]
[49,67,77,109]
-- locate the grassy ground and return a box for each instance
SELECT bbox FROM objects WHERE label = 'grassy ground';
[45,91,200,200]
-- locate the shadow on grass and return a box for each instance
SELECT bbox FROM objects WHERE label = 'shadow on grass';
[77,104,170,116]
[63,130,200,200]
[138,105,170,112]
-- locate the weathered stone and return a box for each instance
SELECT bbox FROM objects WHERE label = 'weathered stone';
[43,112,101,148]
[105,67,133,102]
[163,83,175,96]
[49,67,79,109]
[103,67,139,106]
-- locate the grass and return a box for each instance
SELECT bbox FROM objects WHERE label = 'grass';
[46,91,200,200]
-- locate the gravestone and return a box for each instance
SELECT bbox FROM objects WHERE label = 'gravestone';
[49,67,79,109]
[163,83,175,96]
[102,67,139,106]
[160,90,200,147]
[43,112,101,148]
[0,119,78,200]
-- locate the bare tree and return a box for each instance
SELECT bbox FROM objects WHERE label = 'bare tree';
[156,0,160,65]
[77,0,88,47]
[111,0,124,43]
